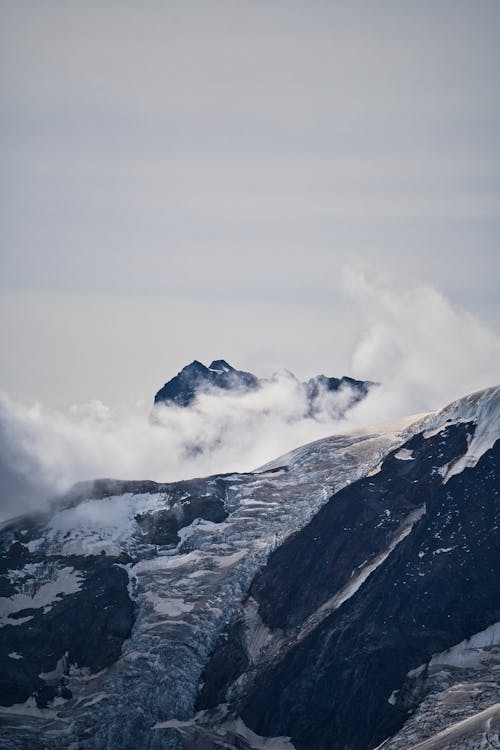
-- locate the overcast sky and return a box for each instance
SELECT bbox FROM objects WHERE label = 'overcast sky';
[1,0,499,406]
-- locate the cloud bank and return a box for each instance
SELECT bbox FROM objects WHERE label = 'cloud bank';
[345,270,500,422]
[1,274,499,523]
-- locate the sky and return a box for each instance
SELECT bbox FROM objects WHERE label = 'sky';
[1,0,499,409]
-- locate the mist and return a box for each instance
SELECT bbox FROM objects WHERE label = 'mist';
[1,274,499,523]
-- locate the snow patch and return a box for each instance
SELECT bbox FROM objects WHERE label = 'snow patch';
[81,693,108,708]
[412,386,500,482]
[433,546,455,555]
[214,549,248,568]
[298,506,426,640]
[0,696,58,719]
[388,690,399,705]
[145,592,194,617]
[0,566,83,627]
[133,550,202,574]
[430,621,500,670]
[394,448,415,461]
[45,492,168,556]
[224,717,296,749]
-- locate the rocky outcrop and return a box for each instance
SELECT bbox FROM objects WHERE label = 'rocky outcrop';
[154,360,259,407]
[153,359,373,412]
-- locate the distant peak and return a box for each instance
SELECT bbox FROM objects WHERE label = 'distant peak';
[154,360,371,410]
[209,360,234,373]
[183,360,207,372]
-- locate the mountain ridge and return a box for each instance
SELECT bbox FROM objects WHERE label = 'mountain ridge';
[153,359,375,418]
[0,385,499,750]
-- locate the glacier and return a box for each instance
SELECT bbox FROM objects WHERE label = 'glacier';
[0,385,499,750]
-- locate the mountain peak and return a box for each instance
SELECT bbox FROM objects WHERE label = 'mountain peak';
[208,360,234,373]
[183,360,208,372]
[154,360,373,412]
[154,360,259,407]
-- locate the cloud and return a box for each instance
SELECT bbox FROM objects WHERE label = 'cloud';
[0,374,358,522]
[344,269,500,423]
[1,273,499,523]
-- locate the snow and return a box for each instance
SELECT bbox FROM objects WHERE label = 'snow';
[5,386,499,748]
[81,693,108,708]
[0,566,83,627]
[43,492,168,556]
[433,547,455,555]
[404,703,500,750]
[429,621,500,670]
[154,714,296,749]
[407,664,426,679]
[133,550,202,573]
[0,696,59,719]
[223,718,296,749]
[214,549,248,568]
[404,621,500,702]
[40,653,68,682]
[145,592,194,617]
[242,598,276,663]
[297,506,426,640]
[394,448,415,461]
[177,518,219,546]
[410,386,500,482]
[444,390,500,479]
[423,422,457,439]
[254,469,287,479]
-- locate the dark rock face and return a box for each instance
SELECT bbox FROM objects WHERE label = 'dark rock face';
[154,360,259,407]
[197,620,250,710]
[0,553,133,708]
[198,426,500,750]
[250,424,473,632]
[153,359,373,411]
[304,374,373,416]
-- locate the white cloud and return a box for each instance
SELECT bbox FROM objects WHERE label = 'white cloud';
[344,270,500,422]
[1,273,499,523]
[0,374,358,522]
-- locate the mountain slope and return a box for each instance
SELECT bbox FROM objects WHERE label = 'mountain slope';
[0,386,499,750]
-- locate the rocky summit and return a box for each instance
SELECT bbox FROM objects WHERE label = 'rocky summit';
[154,360,260,407]
[153,359,373,416]
[0,386,499,750]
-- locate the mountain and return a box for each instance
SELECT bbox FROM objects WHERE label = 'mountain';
[153,359,373,414]
[0,386,499,750]
[154,360,260,407]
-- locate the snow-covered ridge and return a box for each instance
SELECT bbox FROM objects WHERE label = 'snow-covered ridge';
[1,384,499,750]
[403,385,500,480]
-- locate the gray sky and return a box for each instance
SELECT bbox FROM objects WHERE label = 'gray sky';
[1,0,499,406]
